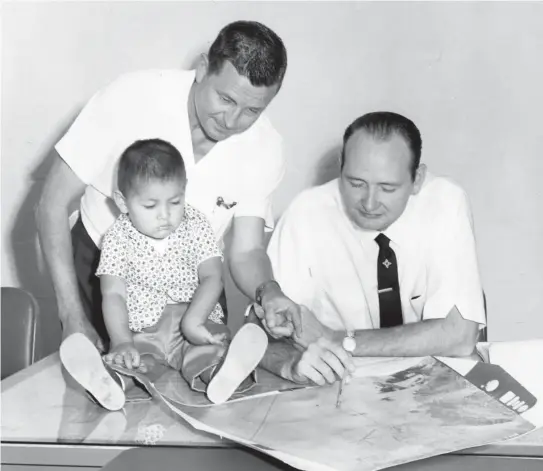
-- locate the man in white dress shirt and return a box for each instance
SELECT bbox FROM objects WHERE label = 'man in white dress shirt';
[255,111,486,385]
[36,21,302,352]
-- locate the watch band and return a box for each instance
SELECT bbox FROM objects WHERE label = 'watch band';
[255,280,280,306]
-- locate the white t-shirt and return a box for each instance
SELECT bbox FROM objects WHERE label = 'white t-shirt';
[56,69,285,247]
[267,173,487,332]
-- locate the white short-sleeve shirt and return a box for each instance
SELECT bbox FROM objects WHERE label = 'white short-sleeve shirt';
[55,69,285,246]
[267,173,487,332]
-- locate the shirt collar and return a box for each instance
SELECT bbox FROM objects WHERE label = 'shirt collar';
[120,214,143,240]
[380,197,416,248]
[384,173,434,247]
[330,178,416,249]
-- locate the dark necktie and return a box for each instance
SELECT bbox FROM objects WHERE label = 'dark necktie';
[375,233,403,328]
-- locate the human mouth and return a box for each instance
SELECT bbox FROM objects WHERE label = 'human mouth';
[358,210,382,219]
[214,118,235,135]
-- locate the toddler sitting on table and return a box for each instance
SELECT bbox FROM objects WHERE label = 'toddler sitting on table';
[60,138,267,410]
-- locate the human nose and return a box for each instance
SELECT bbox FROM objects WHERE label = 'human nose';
[224,108,241,130]
[362,187,380,212]
[157,205,169,220]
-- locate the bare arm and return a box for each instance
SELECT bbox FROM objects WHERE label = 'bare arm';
[298,306,479,358]
[181,256,226,345]
[100,275,132,347]
[227,216,274,301]
[259,306,477,385]
[184,256,224,323]
[350,307,479,357]
[100,274,142,369]
[35,151,102,345]
[228,216,302,337]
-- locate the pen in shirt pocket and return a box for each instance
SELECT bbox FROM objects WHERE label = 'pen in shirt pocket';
[216,196,238,210]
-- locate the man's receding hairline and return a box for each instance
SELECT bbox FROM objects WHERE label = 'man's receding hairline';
[343,128,416,171]
[347,127,410,145]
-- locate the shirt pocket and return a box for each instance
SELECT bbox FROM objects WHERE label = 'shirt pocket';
[210,194,238,240]
[409,293,426,319]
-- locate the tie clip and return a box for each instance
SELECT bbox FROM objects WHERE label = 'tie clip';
[378,287,393,294]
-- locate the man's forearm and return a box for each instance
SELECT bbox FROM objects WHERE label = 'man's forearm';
[348,315,478,358]
[228,248,275,301]
[36,203,85,325]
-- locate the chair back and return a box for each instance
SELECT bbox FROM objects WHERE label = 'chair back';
[1,287,38,379]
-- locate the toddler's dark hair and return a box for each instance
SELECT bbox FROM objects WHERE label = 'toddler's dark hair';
[117,139,186,195]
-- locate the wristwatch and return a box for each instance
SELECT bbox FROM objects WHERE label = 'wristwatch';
[342,331,356,353]
[255,280,281,306]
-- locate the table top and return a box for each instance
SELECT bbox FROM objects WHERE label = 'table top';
[1,353,224,447]
[2,353,543,455]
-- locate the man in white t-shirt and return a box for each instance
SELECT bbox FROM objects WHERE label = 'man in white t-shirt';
[36,21,302,351]
[253,111,486,386]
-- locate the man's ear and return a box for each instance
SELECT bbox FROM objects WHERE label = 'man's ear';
[195,53,209,84]
[412,163,427,195]
[113,190,129,214]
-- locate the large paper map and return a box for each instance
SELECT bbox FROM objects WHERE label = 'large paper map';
[115,356,535,471]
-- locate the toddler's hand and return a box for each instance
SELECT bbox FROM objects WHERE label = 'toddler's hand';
[104,341,141,370]
[182,318,227,346]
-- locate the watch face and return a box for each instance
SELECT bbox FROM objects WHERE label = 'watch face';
[343,336,356,353]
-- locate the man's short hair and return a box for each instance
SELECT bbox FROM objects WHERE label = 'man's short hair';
[117,139,186,196]
[207,20,287,88]
[341,112,423,180]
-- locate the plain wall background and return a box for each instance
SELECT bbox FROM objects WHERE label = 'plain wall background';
[2,1,543,358]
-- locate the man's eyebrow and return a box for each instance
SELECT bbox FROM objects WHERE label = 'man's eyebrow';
[218,91,236,103]
[344,175,365,182]
[344,175,401,186]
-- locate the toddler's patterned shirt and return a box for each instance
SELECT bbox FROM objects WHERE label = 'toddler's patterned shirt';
[96,205,224,331]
